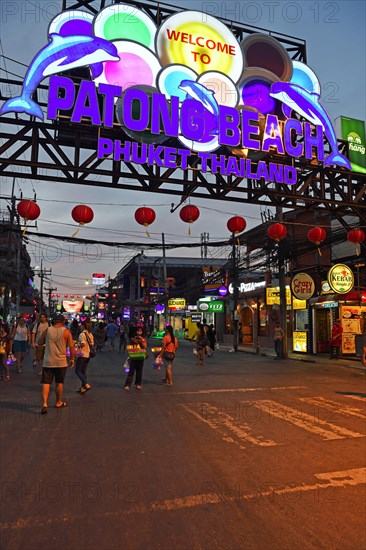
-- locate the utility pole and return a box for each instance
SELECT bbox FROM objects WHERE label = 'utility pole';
[45,286,57,316]
[37,261,52,314]
[201,232,209,258]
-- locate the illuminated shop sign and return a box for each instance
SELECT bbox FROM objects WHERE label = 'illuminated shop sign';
[0,4,352,186]
[168,298,186,310]
[266,287,291,305]
[92,273,106,285]
[327,264,354,294]
[291,273,315,300]
[229,281,266,294]
[198,300,224,312]
[292,298,307,310]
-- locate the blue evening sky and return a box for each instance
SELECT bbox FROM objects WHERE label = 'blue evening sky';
[0,0,365,293]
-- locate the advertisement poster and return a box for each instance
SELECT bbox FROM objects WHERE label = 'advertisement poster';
[341,306,361,334]
[293,331,307,353]
[342,333,356,354]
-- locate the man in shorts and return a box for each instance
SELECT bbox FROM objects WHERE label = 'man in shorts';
[38,314,75,414]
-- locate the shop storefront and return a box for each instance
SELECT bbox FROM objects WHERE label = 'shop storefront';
[309,291,366,356]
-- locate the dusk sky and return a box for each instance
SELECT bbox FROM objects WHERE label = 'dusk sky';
[1,0,365,294]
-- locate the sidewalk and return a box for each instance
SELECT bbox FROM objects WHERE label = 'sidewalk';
[217,342,366,371]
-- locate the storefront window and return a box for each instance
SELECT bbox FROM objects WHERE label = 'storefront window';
[259,303,267,336]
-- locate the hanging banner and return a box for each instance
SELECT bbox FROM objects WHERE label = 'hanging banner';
[335,116,366,174]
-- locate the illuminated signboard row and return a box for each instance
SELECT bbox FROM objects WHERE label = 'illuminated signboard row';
[0,4,353,186]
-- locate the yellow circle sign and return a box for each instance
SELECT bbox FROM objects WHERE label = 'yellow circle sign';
[155,11,243,81]
[291,273,315,300]
[327,264,354,294]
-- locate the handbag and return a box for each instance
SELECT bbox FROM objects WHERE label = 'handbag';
[163,351,175,361]
[85,332,96,358]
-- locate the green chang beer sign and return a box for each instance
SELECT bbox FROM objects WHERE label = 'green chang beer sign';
[335,116,366,173]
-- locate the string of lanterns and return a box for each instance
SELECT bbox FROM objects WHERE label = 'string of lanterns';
[16,200,365,258]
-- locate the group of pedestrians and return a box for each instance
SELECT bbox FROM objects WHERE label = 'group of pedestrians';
[192,322,217,366]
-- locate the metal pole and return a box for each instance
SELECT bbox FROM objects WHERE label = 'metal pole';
[162,233,168,325]
[39,259,44,314]
[232,233,239,352]
[276,206,288,359]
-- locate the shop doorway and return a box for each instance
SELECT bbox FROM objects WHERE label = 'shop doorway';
[314,309,331,353]
[241,306,253,344]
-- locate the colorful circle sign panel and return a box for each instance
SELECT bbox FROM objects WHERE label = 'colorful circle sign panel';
[327,264,354,294]
[155,11,243,82]
[291,273,315,300]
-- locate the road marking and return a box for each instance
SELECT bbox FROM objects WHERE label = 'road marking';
[1,468,365,528]
[343,395,366,402]
[181,403,278,447]
[299,397,366,419]
[254,400,365,440]
[174,385,308,395]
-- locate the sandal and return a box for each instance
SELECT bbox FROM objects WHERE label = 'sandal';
[40,406,48,415]
[55,402,67,408]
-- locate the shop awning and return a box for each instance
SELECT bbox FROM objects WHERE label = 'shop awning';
[309,291,366,305]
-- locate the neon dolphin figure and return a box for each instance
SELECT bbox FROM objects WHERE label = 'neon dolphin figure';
[270,82,351,170]
[179,80,219,135]
[0,34,119,121]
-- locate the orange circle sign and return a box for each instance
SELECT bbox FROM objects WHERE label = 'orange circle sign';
[291,273,315,300]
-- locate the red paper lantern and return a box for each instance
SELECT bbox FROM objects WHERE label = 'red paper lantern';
[71,204,94,237]
[135,207,156,236]
[308,226,326,256]
[179,205,200,235]
[267,223,287,242]
[347,228,365,256]
[227,216,246,234]
[307,227,326,245]
[17,199,41,236]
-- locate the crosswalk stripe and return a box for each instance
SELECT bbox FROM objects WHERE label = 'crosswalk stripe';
[254,400,365,440]
[299,397,366,419]
[2,468,365,527]
[175,385,307,395]
[181,403,278,447]
[343,395,366,402]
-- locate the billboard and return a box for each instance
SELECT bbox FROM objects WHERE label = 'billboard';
[0,4,353,187]
[335,116,366,174]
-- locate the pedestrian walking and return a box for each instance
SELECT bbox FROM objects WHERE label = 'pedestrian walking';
[0,324,11,381]
[206,324,216,357]
[124,325,147,391]
[94,322,106,352]
[10,317,30,373]
[75,318,94,394]
[118,323,128,353]
[31,313,49,375]
[106,319,118,351]
[159,325,178,386]
[329,319,343,359]
[70,319,81,341]
[193,323,208,366]
[274,321,284,359]
[38,313,75,414]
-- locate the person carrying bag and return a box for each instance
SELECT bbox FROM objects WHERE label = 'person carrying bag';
[159,325,178,386]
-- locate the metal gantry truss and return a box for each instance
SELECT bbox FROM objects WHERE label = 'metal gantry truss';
[1,0,365,227]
